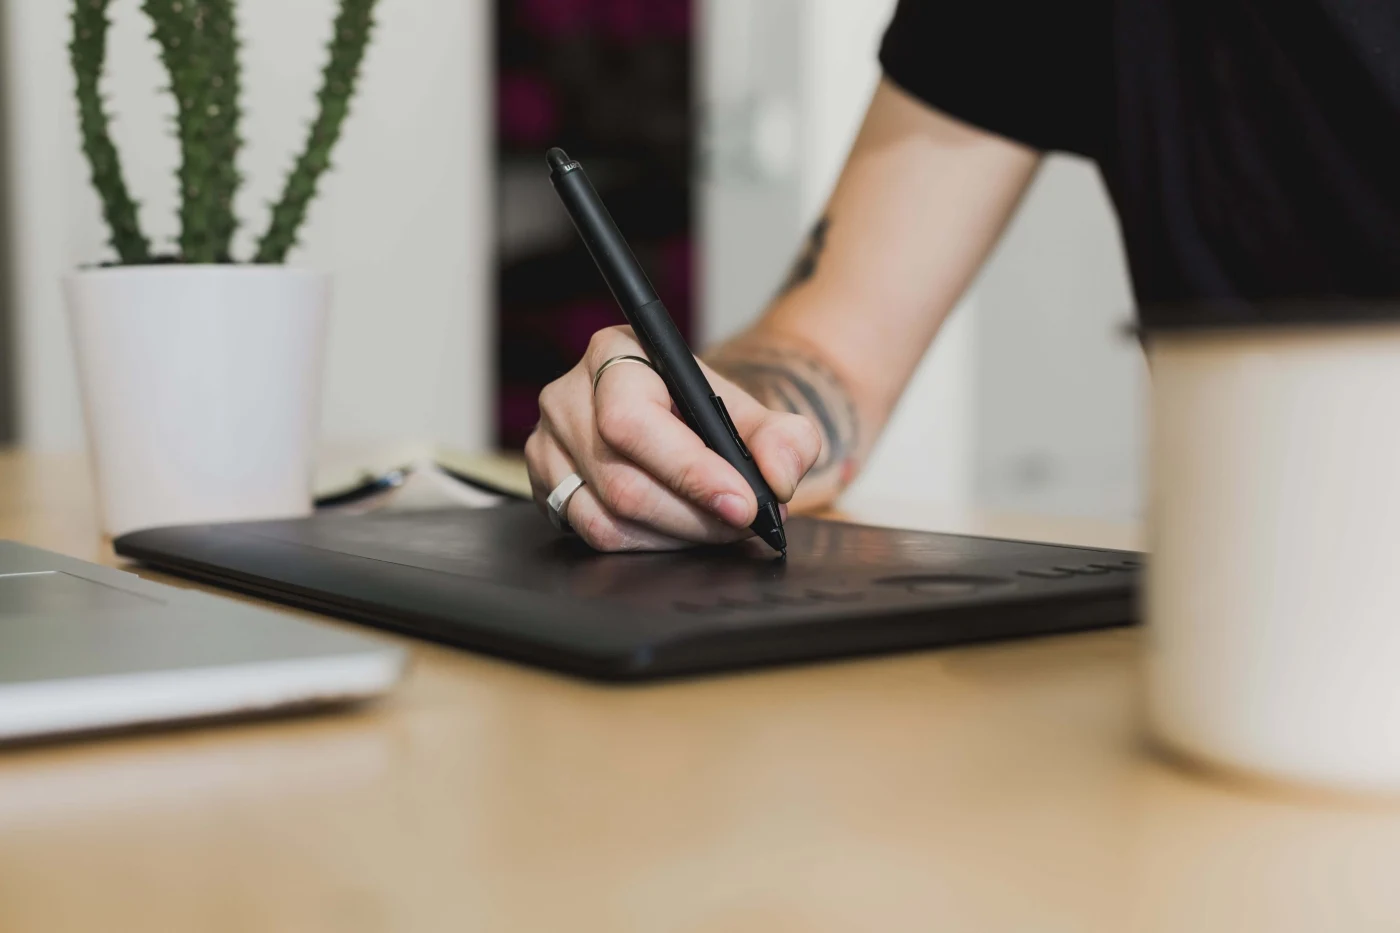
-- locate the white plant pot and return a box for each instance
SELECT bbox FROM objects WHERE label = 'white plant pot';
[65,265,329,538]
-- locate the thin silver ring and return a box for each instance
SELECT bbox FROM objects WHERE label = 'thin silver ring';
[546,472,586,533]
[592,354,656,394]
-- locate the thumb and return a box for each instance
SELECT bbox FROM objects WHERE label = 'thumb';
[743,411,822,502]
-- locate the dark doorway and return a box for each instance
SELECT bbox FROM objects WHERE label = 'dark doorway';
[494,0,695,449]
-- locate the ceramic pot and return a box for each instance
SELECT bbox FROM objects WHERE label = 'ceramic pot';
[65,265,328,538]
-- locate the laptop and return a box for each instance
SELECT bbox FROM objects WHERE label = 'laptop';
[115,505,1140,682]
[0,541,406,742]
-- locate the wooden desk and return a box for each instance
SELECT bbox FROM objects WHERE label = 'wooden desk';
[1,450,1398,932]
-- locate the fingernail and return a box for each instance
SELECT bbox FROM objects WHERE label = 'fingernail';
[710,493,750,527]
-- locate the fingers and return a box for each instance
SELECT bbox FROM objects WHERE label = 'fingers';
[525,425,692,551]
[592,363,760,528]
[744,411,823,502]
[540,380,750,543]
[704,365,823,502]
[583,456,756,544]
[525,322,823,552]
[529,327,752,548]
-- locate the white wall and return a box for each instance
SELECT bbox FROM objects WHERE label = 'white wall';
[2,0,490,453]
[973,157,1145,522]
[701,0,975,509]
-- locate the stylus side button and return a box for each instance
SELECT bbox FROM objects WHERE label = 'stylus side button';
[710,395,753,460]
[1053,565,1112,576]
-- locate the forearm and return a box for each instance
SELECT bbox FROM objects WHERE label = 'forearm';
[708,80,1039,508]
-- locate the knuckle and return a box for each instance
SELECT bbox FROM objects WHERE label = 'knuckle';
[764,412,820,459]
[670,458,709,503]
[579,510,624,552]
[537,381,562,426]
[585,328,616,362]
[523,427,543,461]
[598,468,655,522]
[791,415,823,458]
[585,325,635,367]
[595,403,643,451]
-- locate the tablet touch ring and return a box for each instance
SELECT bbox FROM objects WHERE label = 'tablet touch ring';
[592,355,656,395]
[546,472,586,533]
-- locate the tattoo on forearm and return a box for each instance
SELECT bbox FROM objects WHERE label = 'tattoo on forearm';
[777,216,830,296]
[710,344,859,482]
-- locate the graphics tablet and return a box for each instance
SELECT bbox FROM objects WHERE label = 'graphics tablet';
[115,506,1140,681]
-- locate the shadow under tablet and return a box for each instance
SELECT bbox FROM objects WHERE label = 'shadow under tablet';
[115,505,1140,681]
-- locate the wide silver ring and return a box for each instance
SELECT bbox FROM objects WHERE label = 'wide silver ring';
[592,354,656,394]
[546,472,586,533]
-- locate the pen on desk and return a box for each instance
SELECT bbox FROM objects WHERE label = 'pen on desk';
[546,147,788,556]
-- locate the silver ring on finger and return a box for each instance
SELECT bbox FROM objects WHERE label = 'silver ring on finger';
[592,354,656,395]
[546,472,586,533]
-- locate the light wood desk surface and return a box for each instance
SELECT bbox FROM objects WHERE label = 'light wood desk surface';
[2,449,1399,932]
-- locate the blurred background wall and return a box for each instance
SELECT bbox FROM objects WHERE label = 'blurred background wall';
[0,0,1145,523]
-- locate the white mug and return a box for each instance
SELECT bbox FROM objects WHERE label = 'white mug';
[1146,322,1400,793]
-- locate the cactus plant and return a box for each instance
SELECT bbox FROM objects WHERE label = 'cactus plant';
[69,0,378,265]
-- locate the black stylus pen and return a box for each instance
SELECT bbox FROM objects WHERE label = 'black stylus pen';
[547,147,788,556]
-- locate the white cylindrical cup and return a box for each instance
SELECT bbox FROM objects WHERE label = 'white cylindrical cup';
[65,265,329,539]
[1147,323,1400,793]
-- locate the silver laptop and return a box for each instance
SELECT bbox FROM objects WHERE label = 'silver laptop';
[0,541,406,741]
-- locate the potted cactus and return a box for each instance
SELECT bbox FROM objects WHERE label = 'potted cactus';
[64,0,377,537]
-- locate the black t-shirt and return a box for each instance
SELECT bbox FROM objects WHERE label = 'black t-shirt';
[880,0,1400,328]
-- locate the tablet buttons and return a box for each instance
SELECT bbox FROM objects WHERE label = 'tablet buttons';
[1052,564,1111,576]
[1020,560,1141,579]
[805,588,865,602]
[673,601,727,615]
[1018,568,1077,580]
[874,575,1013,597]
[762,592,810,606]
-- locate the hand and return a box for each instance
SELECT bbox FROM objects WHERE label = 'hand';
[525,326,822,551]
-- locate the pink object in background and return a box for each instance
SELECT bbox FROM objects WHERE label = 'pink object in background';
[554,299,623,357]
[499,72,559,145]
[652,0,691,37]
[600,0,691,41]
[522,0,690,41]
[522,0,594,37]
[600,0,645,41]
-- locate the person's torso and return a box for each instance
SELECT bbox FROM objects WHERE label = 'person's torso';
[1104,0,1400,325]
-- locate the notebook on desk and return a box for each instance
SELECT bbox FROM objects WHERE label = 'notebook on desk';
[113,505,1140,681]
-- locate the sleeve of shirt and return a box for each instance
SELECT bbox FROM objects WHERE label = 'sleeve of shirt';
[879,0,1113,159]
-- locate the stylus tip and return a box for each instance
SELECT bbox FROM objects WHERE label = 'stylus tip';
[546,147,573,173]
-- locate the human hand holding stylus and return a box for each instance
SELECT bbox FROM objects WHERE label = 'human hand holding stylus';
[526,322,819,553]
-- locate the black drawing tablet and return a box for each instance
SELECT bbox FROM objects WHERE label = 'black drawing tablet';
[115,506,1140,681]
